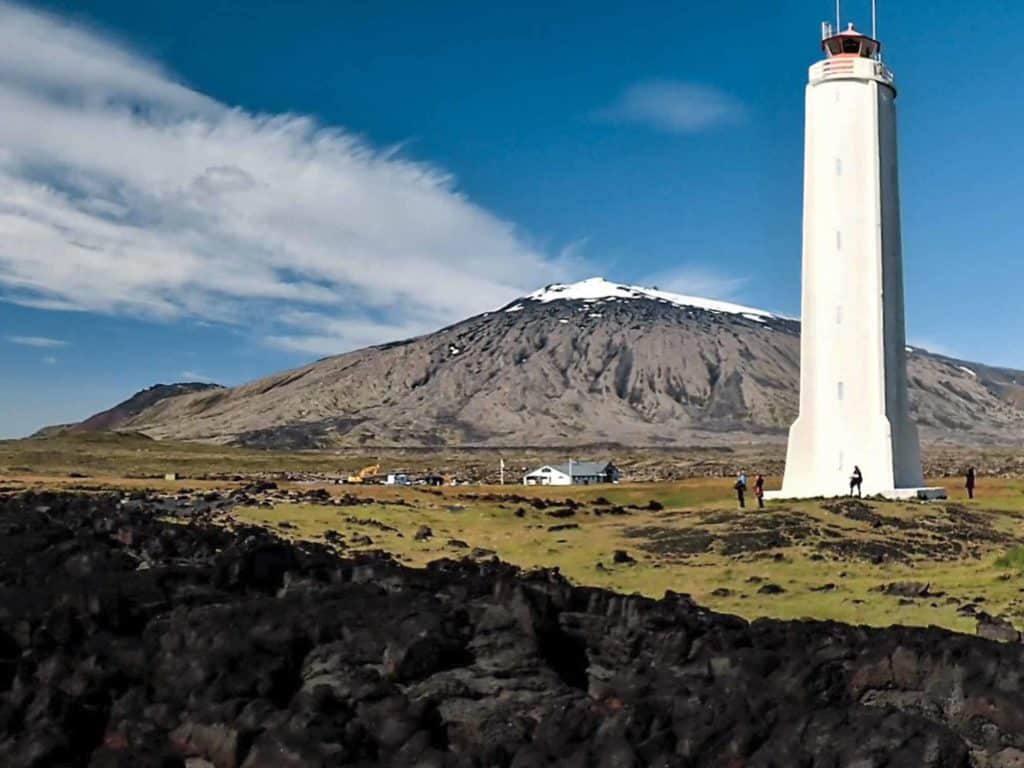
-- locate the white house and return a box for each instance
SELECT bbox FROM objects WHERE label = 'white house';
[523,461,619,486]
[523,465,571,486]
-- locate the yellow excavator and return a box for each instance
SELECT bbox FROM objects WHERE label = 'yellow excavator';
[345,464,380,484]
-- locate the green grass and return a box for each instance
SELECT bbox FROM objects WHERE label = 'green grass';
[996,547,1024,570]
[226,477,1024,635]
[6,433,1024,635]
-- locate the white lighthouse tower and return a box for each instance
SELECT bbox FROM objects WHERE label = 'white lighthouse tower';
[775,17,944,500]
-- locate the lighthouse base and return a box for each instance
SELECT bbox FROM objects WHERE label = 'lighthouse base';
[764,487,947,502]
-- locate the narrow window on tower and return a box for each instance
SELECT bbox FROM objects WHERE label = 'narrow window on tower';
[836,306,843,325]
[837,381,844,401]
[835,157,842,176]
[836,230,842,251]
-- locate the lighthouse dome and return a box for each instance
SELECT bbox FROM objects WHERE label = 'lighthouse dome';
[823,23,880,59]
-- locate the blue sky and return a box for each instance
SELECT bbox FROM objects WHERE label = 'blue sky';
[1,0,1022,437]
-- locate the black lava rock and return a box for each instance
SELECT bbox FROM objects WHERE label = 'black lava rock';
[612,550,637,565]
[0,490,1013,768]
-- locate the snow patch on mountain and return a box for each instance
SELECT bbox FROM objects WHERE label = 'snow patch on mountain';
[519,277,786,320]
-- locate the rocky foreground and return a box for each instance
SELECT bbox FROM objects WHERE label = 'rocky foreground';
[2,494,1024,767]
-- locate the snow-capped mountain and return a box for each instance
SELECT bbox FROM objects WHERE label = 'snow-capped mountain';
[511,277,783,323]
[92,278,1022,448]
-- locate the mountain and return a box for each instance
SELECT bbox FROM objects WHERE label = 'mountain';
[34,383,224,438]
[101,278,1024,449]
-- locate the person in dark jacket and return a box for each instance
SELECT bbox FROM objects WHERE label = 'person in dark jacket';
[754,474,765,509]
[966,467,976,500]
[734,473,747,509]
[849,466,863,498]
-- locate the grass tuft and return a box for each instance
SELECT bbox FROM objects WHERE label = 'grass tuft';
[995,547,1024,570]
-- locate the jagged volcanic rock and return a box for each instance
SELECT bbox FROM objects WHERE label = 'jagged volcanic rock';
[110,278,1024,448]
[3,491,1024,766]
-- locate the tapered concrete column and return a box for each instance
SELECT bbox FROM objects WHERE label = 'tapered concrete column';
[773,24,943,501]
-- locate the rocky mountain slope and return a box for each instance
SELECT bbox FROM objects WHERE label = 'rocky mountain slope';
[34,382,223,437]
[112,278,1024,448]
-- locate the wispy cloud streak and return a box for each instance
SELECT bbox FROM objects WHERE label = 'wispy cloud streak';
[596,80,744,135]
[180,370,214,382]
[6,335,68,348]
[642,265,748,301]
[0,1,577,356]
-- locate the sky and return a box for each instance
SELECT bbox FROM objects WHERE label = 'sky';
[1,0,1022,438]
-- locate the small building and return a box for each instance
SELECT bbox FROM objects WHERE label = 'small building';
[384,473,411,486]
[523,460,620,486]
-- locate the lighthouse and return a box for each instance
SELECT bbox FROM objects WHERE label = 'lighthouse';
[774,19,944,500]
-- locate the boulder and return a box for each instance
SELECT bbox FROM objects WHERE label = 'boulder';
[977,614,1022,643]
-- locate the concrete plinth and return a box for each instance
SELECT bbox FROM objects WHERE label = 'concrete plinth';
[764,487,947,502]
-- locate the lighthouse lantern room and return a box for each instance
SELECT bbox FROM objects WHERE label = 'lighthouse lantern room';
[822,23,880,59]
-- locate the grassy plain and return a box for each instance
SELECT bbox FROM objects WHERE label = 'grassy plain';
[228,476,1024,635]
[0,432,362,478]
[4,433,1024,635]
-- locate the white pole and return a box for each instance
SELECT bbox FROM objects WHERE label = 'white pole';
[499,458,504,486]
[872,0,877,40]
[836,0,841,31]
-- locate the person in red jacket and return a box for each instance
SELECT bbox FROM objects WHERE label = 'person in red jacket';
[754,474,765,509]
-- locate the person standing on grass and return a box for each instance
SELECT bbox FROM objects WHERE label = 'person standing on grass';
[966,467,976,499]
[754,474,765,509]
[735,472,747,509]
[849,466,863,498]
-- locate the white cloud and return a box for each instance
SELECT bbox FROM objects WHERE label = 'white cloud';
[642,265,749,302]
[180,370,214,382]
[7,334,69,348]
[908,337,960,360]
[596,80,744,135]
[264,308,438,357]
[41,355,57,365]
[0,1,578,357]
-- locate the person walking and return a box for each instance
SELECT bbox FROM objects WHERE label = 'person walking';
[966,467,976,500]
[734,472,747,509]
[754,474,765,509]
[849,466,863,498]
